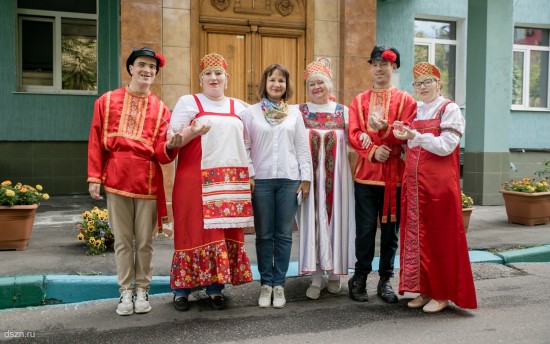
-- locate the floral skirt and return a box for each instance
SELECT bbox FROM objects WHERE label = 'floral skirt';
[170,238,253,289]
[171,137,253,289]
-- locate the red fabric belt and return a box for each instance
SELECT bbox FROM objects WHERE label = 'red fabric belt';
[381,150,401,224]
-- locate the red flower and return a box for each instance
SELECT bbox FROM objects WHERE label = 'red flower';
[381,50,397,63]
[155,53,166,68]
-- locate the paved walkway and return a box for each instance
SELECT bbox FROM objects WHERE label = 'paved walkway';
[1,195,550,309]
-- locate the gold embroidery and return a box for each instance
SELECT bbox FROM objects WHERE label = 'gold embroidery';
[152,101,163,142]
[148,161,153,194]
[357,94,366,131]
[103,186,157,199]
[397,92,405,120]
[107,90,154,145]
[441,127,463,138]
[368,89,391,131]
[103,92,111,150]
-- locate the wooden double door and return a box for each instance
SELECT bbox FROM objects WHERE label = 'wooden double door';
[195,2,310,104]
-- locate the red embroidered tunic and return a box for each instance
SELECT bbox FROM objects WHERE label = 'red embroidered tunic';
[398,101,477,309]
[87,87,177,223]
[348,87,416,223]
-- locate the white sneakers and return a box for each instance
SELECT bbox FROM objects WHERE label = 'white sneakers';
[306,278,326,300]
[258,285,273,308]
[306,284,322,300]
[272,286,286,308]
[258,285,286,308]
[116,287,151,315]
[116,290,134,316]
[327,278,341,294]
[306,277,341,299]
[134,287,152,314]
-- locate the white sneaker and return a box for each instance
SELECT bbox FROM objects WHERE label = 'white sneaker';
[134,287,152,314]
[306,278,326,300]
[258,285,272,308]
[272,286,286,308]
[116,290,134,315]
[327,278,341,294]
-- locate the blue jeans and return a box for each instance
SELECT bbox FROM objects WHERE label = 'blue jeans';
[354,183,400,278]
[173,283,224,298]
[253,178,301,287]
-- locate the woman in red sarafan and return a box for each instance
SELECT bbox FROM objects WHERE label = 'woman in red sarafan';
[393,62,477,313]
[167,53,254,312]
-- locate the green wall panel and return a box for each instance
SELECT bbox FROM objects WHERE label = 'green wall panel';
[0,142,89,194]
[0,0,120,142]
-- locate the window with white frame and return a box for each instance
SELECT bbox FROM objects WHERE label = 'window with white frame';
[512,27,549,109]
[17,0,98,93]
[414,19,458,102]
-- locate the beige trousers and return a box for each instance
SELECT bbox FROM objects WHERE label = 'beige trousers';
[107,193,156,292]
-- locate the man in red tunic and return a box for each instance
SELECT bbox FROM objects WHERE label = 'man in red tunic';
[347,46,416,303]
[87,48,181,316]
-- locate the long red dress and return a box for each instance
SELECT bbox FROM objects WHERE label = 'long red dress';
[398,101,477,309]
[170,96,253,289]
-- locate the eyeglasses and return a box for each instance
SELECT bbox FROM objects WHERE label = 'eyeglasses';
[412,79,436,88]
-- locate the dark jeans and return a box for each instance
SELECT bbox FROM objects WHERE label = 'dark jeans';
[354,183,400,278]
[253,178,301,287]
[173,283,224,298]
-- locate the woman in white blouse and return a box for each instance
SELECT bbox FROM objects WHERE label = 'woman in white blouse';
[393,62,477,313]
[242,64,312,309]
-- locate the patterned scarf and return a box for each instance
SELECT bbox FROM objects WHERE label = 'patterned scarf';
[261,98,289,125]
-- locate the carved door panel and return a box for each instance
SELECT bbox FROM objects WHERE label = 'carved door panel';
[196,0,310,104]
[255,28,305,104]
[201,25,305,104]
[203,29,250,102]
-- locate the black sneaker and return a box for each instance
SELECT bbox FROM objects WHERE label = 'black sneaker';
[173,296,190,312]
[377,276,398,303]
[210,295,227,310]
[348,274,369,302]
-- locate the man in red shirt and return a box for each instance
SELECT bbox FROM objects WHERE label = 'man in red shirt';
[88,48,181,315]
[347,46,417,303]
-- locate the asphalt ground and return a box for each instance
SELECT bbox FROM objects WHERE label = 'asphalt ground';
[1,195,550,309]
[1,263,550,343]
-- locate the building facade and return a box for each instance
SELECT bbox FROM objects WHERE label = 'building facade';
[0,0,548,204]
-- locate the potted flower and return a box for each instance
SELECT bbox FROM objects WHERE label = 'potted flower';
[0,180,50,250]
[75,207,114,255]
[500,177,550,226]
[461,192,474,232]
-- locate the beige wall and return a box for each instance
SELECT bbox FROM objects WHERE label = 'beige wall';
[161,0,191,110]
[339,0,376,105]
[313,0,341,101]
[311,0,377,105]
[120,0,191,110]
